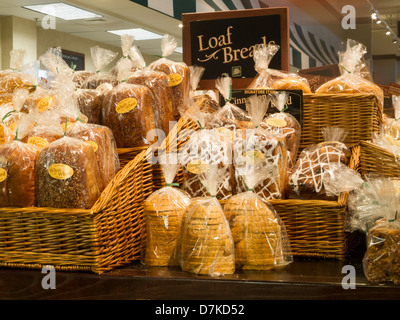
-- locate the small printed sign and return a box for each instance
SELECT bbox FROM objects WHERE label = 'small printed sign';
[220,88,304,126]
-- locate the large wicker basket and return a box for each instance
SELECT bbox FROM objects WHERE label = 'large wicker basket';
[0,149,153,274]
[151,116,361,260]
[358,140,400,178]
[300,93,382,149]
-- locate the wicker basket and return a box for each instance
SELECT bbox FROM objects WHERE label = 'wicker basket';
[358,140,400,178]
[0,149,153,274]
[117,146,149,168]
[152,116,361,260]
[300,93,382,149]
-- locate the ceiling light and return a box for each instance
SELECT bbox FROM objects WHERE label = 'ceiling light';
[23,3,102,20]
[371,12,377,20]
[178,24,183,28]
[393,38,398,44]
[386,29,391,36]
[376,19,382,24]
[108,28,162,40]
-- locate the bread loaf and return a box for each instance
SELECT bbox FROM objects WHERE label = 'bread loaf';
[75,89,102,124]
[179,197,235,275]
[68,122,119,192]
[102,83,157,148]
[72,71,94,88]
[149,59,190,120]
[143,187,191,266]
[37,136,101,209]
[288,140,351,200]
[224,192,291,270]
[364,219,400,284]
[0,141,39,207]
[271,76,312,93]
[126,69,174,138]
[179,128,233,200]
[234,129,288,200]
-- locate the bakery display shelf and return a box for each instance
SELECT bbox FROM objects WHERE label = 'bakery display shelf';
[358,140,400,178]
[153,116,362,261]
[301,93,382,149]
[1,257,399,300]
[0,148,153,274]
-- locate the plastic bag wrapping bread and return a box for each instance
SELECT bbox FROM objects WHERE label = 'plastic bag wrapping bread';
[40,48,89,128]
[224,162,293,270]
[1,88,30,139]
[126,68,175,140]
[248,43,311,93]
[149,34,190,120]
[142,152,191,266]
[110,34,136,82]
[19,109,63,149]
[0,49,35,94]
[178,165,235,276]
[0,118,40,207]
[185,65,220,127]
[72,70,94,89]
[102,82,157,148]
[234,95,288,201]
[81,46,118,89]
[74,89,102,125]
[37,133,102,209]
[346,175,400,284]
[261,91,301,170]
[316,39,384,109]
[288,127,351,200]
[179,106,233,200]
[25,86,57,114]
[214,74,252,130]
[67,122,120,192]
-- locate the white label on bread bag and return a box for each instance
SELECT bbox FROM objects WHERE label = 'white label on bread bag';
[265,118,287,128]
[48,163,74,180]
[168,73,183,87]
[27,136,49,149]
[186,160,208,175]
[0,168,7,182]
[116,98,138,114]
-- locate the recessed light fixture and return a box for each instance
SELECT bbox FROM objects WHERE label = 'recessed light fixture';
[107,28,162,40]
[23,3,102,20]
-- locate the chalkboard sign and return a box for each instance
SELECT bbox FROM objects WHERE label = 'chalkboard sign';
[220,88,304,126]
[61,49,85,71]
[182,8,289,90]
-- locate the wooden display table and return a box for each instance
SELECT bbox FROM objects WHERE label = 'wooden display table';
[0,258,399,301]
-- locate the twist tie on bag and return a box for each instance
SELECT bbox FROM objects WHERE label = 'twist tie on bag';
[63,118,68,137]
[14,127,20,141]
[166,182,180,187]
[197,120,204,130]
[339,64,351,74]
[2,110,15,124]
[24,84,38,90]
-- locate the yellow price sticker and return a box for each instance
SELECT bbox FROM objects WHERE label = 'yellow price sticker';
[48,163,74,180]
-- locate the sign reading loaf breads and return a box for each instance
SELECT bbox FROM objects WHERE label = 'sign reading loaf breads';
[182,8,289,89]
